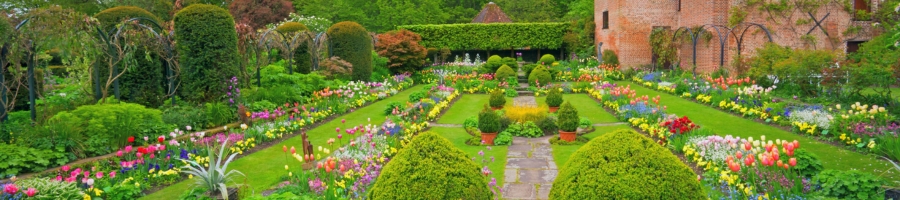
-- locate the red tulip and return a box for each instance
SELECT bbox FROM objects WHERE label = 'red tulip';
[157,136,165,143]
[744,142,752,151]
[128,136,135,143]
[789,158,797,167]
[793,140,800,149]
[736,151,743,159]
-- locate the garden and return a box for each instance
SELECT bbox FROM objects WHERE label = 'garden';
[0,0,899,199]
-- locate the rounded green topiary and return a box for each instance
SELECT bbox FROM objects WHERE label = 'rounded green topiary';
[482,55,503,72]
[495,64,516,82]
[368,131,491,199]
[276,22,313,74]
[501,57,518,71]
[545,86,563,107]
[556,101,579,132]
[551,129,704,199]
[327,21,372,81]
[489,89,506,108]
[539,54,556,65]
[175,4,240,103]
[275,21,308,33]
[94,6,162,32]
[528,65,552,87]
[478,104,502,133]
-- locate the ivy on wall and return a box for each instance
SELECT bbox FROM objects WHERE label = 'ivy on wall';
[398,23,568,50]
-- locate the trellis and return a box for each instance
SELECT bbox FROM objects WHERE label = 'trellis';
[670,23,774,76]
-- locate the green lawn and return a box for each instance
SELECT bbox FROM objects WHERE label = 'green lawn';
[534,94,620,123]
[437,94,491,124]
[430,127,508,187]
[551,124,631,171]
[862,87,900,99]
[141,85,426,199]
[619,81,900,181]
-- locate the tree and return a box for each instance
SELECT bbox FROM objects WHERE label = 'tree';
[375,29,427,73]
[295,0,374,31]
[327,21,372,81]
[228,0,293,29]
[494,0,563,22]
[174,4,240,103]
[373,0,449,32]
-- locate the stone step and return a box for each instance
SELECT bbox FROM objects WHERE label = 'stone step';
[517,91,534,95]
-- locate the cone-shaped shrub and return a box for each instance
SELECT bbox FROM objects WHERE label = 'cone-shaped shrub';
[556,101,579,132]
[489,89,506,108]
[175,4,240,102]
[327,21,372,81]
[545,86,563,107]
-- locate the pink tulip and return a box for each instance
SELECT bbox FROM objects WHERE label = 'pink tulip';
[95,171,103,179]
[83,171,89,178]
[159,145,166,151]
[335,127,340,133]
[789,158,797,167]
[61,165,70,172]
[136,152,143,158]
[55,176,62,181]
[792,140,800,149]
[3,184,18,194]
[290,147,296,154]
[124,145,133,153]
[116,150,123,157]
[24,188,36,197]
[109,171,116,178]
[282,145,287,153]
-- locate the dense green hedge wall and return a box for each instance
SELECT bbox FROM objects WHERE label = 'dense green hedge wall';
[327,21,372,81]
[174,4,240,103]
[398,23,568,50]
[368,131,491,199]
[550,129,704,199]
[94,6,162,32]
[276,22,313,74]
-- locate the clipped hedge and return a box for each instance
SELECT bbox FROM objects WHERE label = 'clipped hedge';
[399,23,567,50]
[539,54,556,65]
[528,65,551,87]
[94,6,162,32]
[174,4,240,102]
[550,129,704,199]
[368,131,491,199]
[495,64,516,82]
[276,22,313,74]
[327,21,372,81]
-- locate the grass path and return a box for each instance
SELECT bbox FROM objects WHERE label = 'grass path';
[618,81,899,181]
[550,124,631,171]
[431,127,507,187]
[141,85,426,199]
[437,94,491,124]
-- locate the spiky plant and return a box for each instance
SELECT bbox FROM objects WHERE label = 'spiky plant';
[180,140,245,199]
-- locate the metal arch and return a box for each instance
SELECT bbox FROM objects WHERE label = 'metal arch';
[734,22,774,55]
[672,27,699,75]
[313,32,328,71]
[690,24,733,72]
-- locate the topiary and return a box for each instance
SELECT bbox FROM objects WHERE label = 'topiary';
[482,55,503,72]
[523,63,538,76]
[556,101,579,132]
[495,65,516,83]
[601,49,619,65]
[489,89,506,108]
[276,22,313,74]
[95,6,167,107]
[327,21,372,81]
[528,65,552,87]
[791,148,824,178]
[545,86,563,107]
[501,57,518,71]
[94,6,162,32]
[550,129,704,199]
[478,104,502,133]
[814,170,885,200]
[175,4,240,103]
[275,21,307,33]
[368,131,491,199]
[539,54,556,65]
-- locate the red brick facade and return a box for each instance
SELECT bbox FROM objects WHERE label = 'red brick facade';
[595,0,883,73]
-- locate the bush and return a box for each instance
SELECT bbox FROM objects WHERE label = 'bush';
[205,102,236,128]
[327,21,372,81]
[368,131,491,199]
[478,105,502,133]
[162,106,208,129]
[792,148,824,178]
[0,144,69,176]
[94,6,162,32]
[371,50,391,80]
[52,103,169,156]
[501,57,518,70]
[601,49,619,65]
[494,131,513,145]
[275,22,313,74]
[489,89,506,108]
[228,0,293,29]
[398,23,568,50]
[482,55,503,72]
[505,105,547,123]
[550,129,704,199]
[522,63,538,76]
[464,115,479,129]
[505,121,543,138]
[175,4,240,103]
[528,65,552,87]
[545,87,563,107]
[539,54,556,65]
[375,29,427,73]
[556,102,579,132]
[14,178,83,199]
[814,170,885,200]
[95,6,167,107]
[495,65,516,82]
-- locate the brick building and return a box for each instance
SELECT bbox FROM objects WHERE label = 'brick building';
[595,0,884,73]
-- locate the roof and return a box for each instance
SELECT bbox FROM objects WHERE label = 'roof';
[472,2,512,23]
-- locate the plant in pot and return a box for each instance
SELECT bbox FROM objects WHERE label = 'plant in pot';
[546,86,563,112]
[489,89,506,110]
[478,104,502,145]
[180,139,245,200]
[557,101,579,142]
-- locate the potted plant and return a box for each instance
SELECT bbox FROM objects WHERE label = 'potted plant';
[546,86,563,112]
[478,104,502,145]
[557,101,579,142]
[180,140,245,200]
[489,89,506,110]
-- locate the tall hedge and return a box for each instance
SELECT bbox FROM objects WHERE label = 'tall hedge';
[399,23,567,50]
[327,21,372,81]
[276,22,313,74]
[174,4,240,102]
[550,129,704,199]
[368,131,491,199]
[94,6,162,32]
[94,6,166,107]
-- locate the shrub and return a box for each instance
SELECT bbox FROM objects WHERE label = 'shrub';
[792,148,824,178]
[368,131,491,199]
[319,56,353,80]
[556,102,579,132]
[539,54,556,65]
[0,144,70,176]
[275,22,314,74]
[482,55,503,72]
[205,102,236,128]
[814,170,885,200]
[371,50,391,80]
[464,115,479,129]
[601,49,619,65]
[489,89,506,108]
[162,106,208,129]
[375,29,427,73]
[228,0,293,29]
[505,105,547,123]
[478,105,502,133]
[14,178,82,199]
[505,121,543,138]
[494,131,513,145]
[545,87,563,107]
[327,21,372,81]
[52,103,169,156]
[95,6,167,107]
[495,65,516,82]
[94,6,162,32]
[175,4,240,103]
[528,65,552,87]
[550,129,704,199]
[501,57,518,70]
[537,115,558,133]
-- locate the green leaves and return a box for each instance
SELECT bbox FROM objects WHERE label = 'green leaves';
[0,144,69,176]
[399,23,568,50]
[814,170,886,200]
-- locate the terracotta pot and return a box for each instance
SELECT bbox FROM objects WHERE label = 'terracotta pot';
[548,106,559,113]
[481,132,498,145]
[491,106,503,111]
[559,130,577,142]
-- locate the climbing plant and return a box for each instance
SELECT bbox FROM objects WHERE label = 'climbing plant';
[649,28,678,70]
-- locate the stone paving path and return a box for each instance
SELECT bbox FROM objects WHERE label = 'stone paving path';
[513,96,537,107]
[502,135,557,200]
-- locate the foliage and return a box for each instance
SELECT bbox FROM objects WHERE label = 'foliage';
[494,131,513,145]
[791,149,824,178]
[375,29,427,73]
[501,57,518,70]
[504,121,543,138]
[327,21,372,81]
[368,131,491,199]
[318,56,353,80]
[14,178,83,199]
[399,23,567,50]
[228,0,293,29]
[181,139,245,200]
[494,0,563,22]
[270,13,333,33]
[649,28,677,69]
[275,21,308,33]
[546,87,563,107]
[523,63,538,76]
[51,103,169,156]
[556,101,579,132]
[505,105,547,123]
[94,6,162,32]
[371,50,391,80]
[274,22,314,74]
[550,129,704,199]
[162,106,209,130]
[489,89,506,108]
[539,54,556,65]
[482,55,503,72]
[175,4,241,103]
[478,105,502,133]
[813,170,885,200]
[495,65,516,82]
[745,43,838,95]
[528,65,552,87]
[0,144,69,176]
[601,49,619,65]
[205,102,236,128]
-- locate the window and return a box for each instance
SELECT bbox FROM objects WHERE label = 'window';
[602,11,609,29]
[846,41,865,53]
[677,0,681,11]
[853,0,870,20]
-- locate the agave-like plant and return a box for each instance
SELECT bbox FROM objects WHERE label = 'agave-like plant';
[181,139,245,199]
